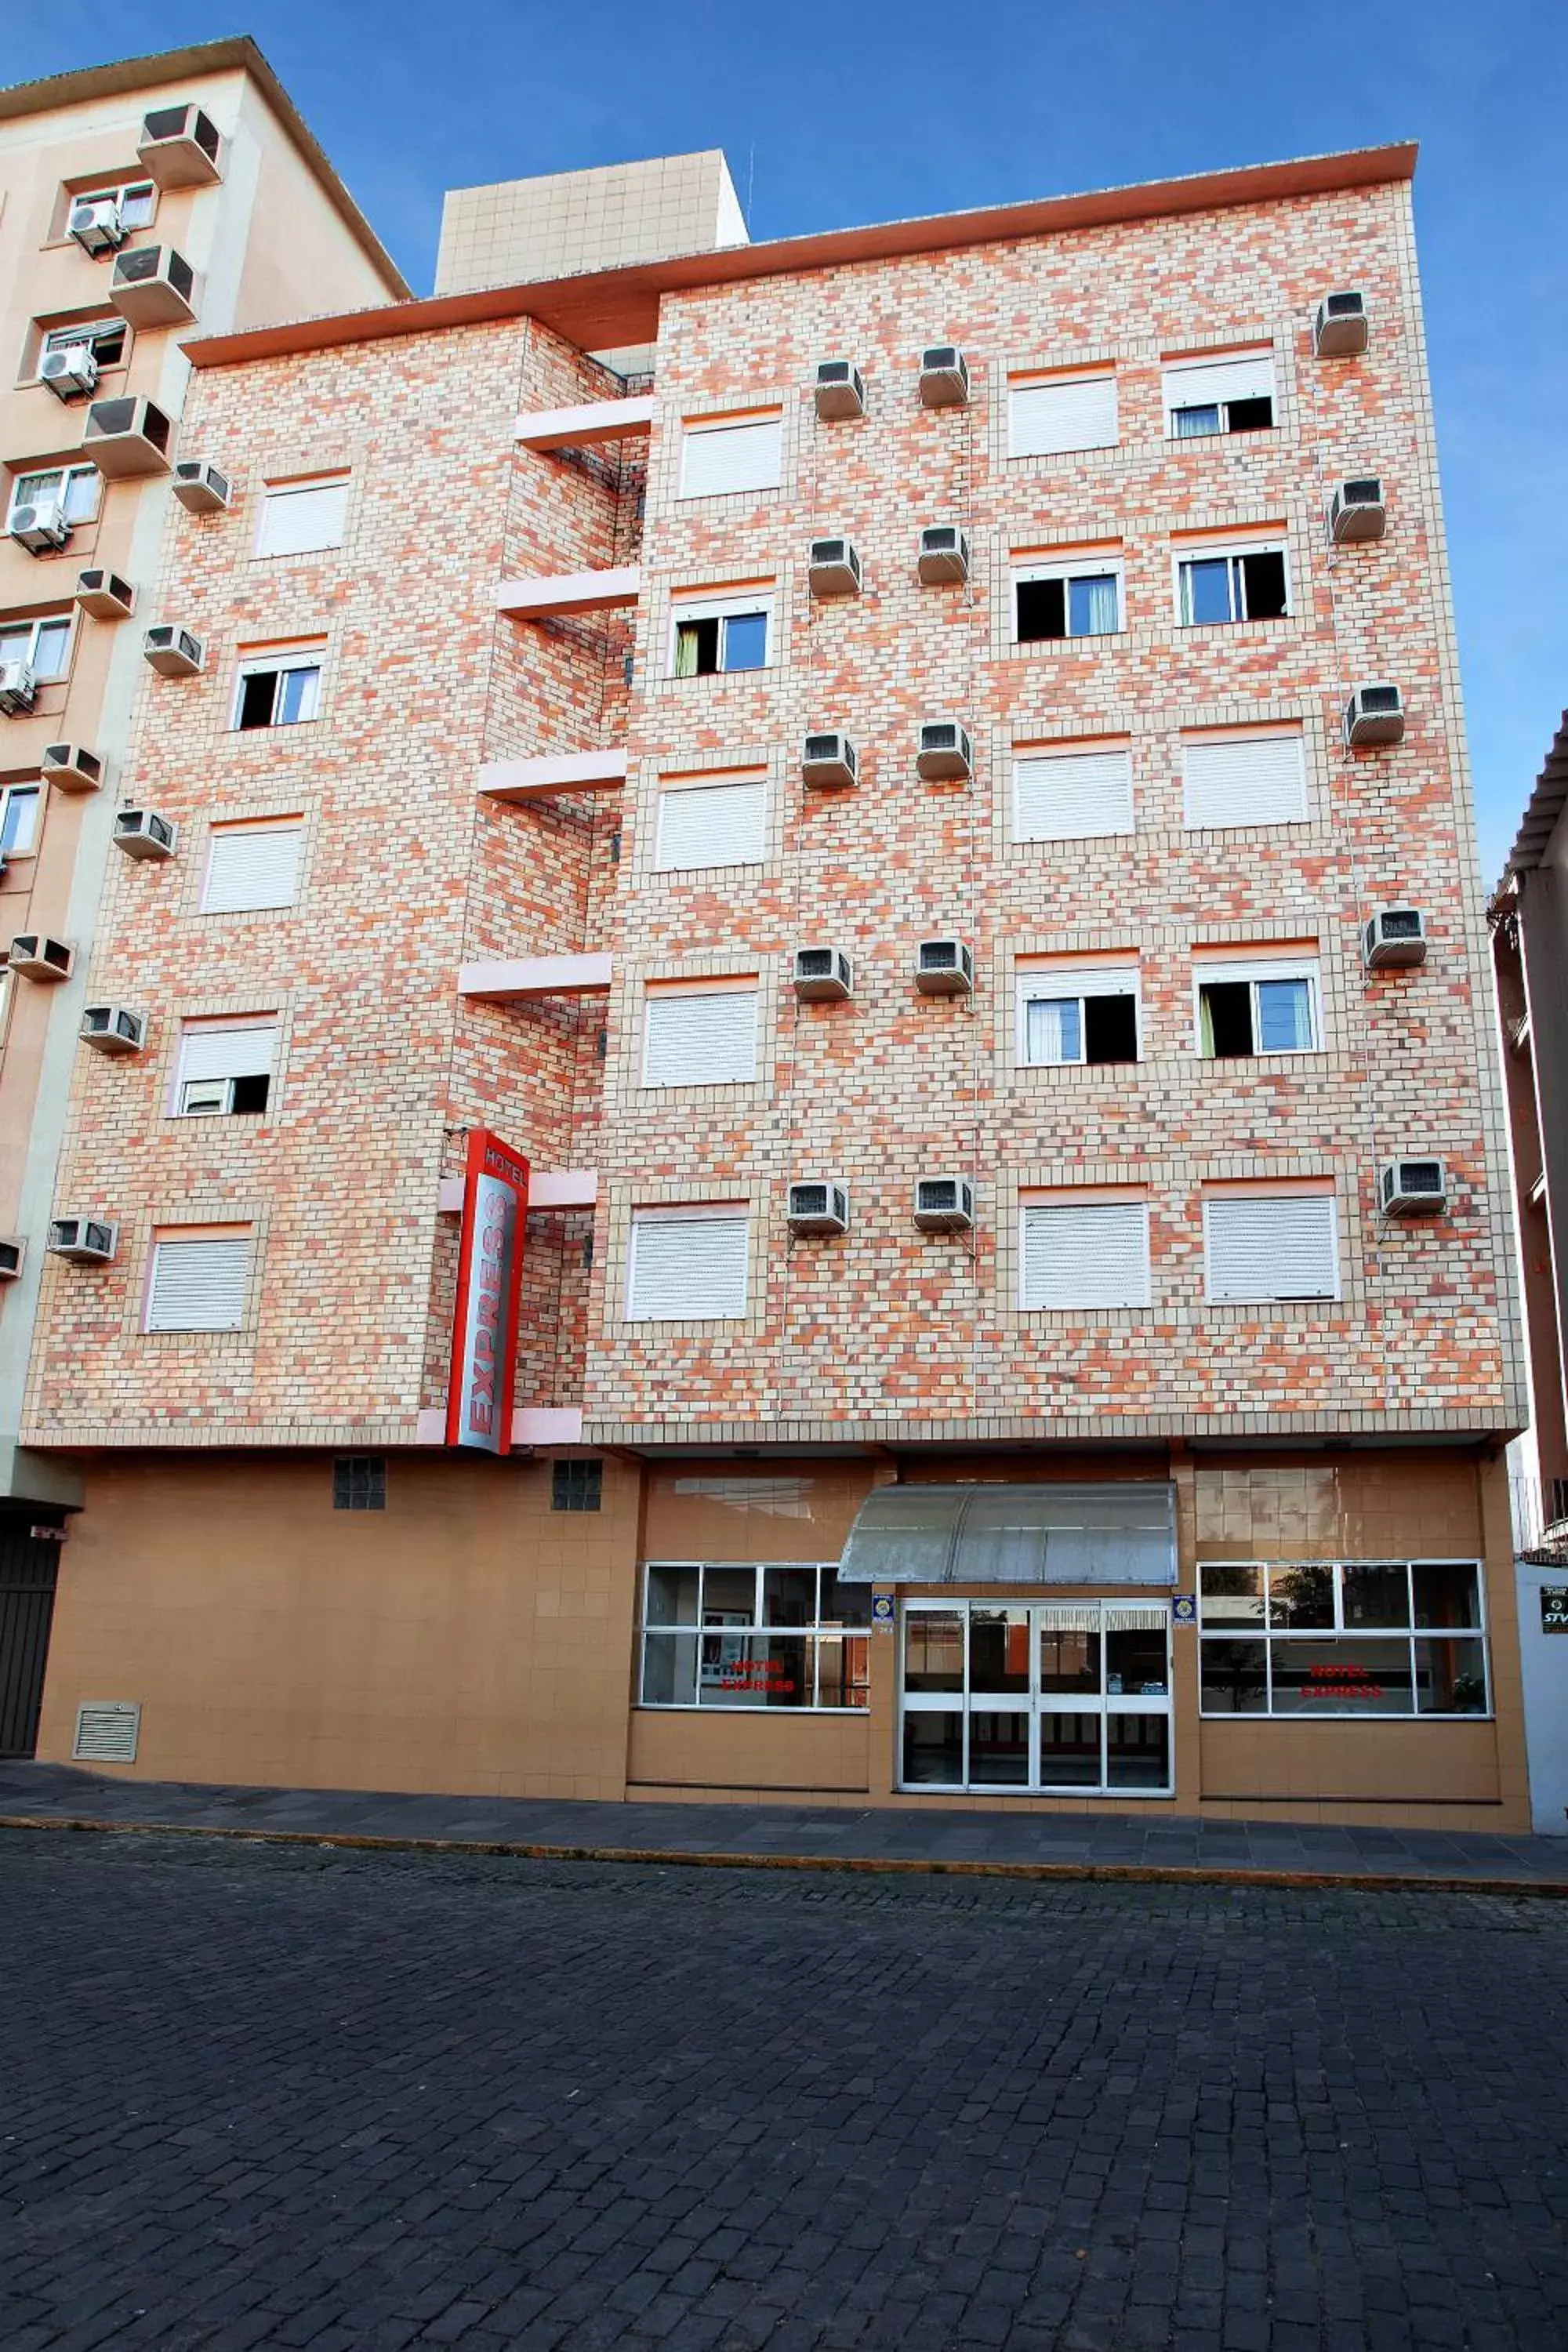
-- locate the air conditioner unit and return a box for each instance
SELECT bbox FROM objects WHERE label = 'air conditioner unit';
[138,103,223,189]
[920,344,970,408]
[42,742,103,793]
[917,524,971,585]
[8,934,74,982]
[786,1180,851,1236]
[143,625,204,678]
[913,1175,975,1232]
[0,661,37,715]
[916,720,973,782]
[39,344,99,401]
[1329,477,1386,545]
[1314,289,1369,358]
[67,198,126,256]
[1345,683,1405,748]
[0,1237,24,1281]
[83,394,172,478]
[47,1217,118,1265]
[801,731,858,789]
[915,938,975,996]
[112,807,177,860]
[808,537,862,597]
[1363,907,1428,970]
[793,946,853,1002]
[108,245,198,330]
[75,568,136,620]
[80,1003,146,1055]
[1379,1158,1447,1218]
[9,499,71,555]
[814,359,866,421]
[172,460,230,514]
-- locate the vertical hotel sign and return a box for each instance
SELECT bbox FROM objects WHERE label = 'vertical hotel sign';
[446,1130,530,1454]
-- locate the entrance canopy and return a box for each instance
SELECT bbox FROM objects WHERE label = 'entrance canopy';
[837,1483,1177,1586]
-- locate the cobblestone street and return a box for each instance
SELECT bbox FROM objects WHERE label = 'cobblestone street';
[2,1829,1566,2350]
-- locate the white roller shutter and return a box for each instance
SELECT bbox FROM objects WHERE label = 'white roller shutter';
[1010,376,1118,457]
[1021,966,1137,1004]
[1164,353,1276,412]
[655,780,766,870]
[642,991,758,1087]
[176,1022,277,1087]
[146,1235,252,1332]
[255,477,349,557]
[1183,735,1305,830]
[628,1214,750,1321]
[1022,1202,1150,1310]
[1204,1196,1338,1303]
[1014,749,1134,840]
[679,418,782,499]
[202,824,303,913]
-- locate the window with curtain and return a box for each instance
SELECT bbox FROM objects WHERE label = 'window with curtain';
[1019,967,1138,1065]
[1197,960,1319,1058]
[670,599,771,676]
[0,615,72,681]
[231,647,324,730]
[1014,558,1123,642]
[9,465,100,528]
[1164,352,1276,437]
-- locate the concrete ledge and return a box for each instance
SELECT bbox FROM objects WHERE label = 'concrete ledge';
[479,750,628,800]
[495,566,640,619]
[515,395,655,450]
[458,953,612,1002]
[437,1170,597,1214]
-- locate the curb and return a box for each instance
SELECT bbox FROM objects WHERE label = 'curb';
[2,1810,1566,1899]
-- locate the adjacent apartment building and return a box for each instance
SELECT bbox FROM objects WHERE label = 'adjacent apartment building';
[0,37,408,1711]
[9,136,1530,1825]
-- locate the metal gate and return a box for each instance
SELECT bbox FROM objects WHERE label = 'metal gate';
[0,1516,62,1758]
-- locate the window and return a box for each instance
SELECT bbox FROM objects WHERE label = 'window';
[332,1457,386,1511]
[1013,745,1134,840]
[0,615,72,682]
[72,180,156,230]
[1008,374,1117,458]
[1014,554,1123,642]
[1196,958,1319,1058]
[642,986,759,1088]
[8,466,99,528]
[678,415,782,499]
[231,647,323,730]
[42,318,127,368]
[654,776,767,871]
[1164,351,1276,438]
[1182,731,1306,829]
[1176,543,1289,625]
[1021,1199,1151,1310]
[0,785,41,860]
[254,475,350,560]
[173,1019,276,1116]
[552,1460,602,1513]
[670,593,771,677]
[1198,1559,1489,1719]
[641,1561,869,1710]
[1018,965,1138,1067]
[201,822,303,915]
[1203,1192,1338,1303]
[145,1231,252,1333]
[627,1208,750,1322]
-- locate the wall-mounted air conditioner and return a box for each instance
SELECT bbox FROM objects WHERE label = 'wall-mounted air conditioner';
[793,946,853,1002]
[0,1238,24,1281]
[83,394,172,478]
[137,103,223,188]
[913,1175,975,1232]
[1345,684,1405,748]
[143,625,204,677]
[801,731,858,788]
[814,359,866,421]
[1363,908,1428,970]
[916,720,973,782]
[112,808,177,860]
[67,198,125,256]
[42,743,103,792]
[917,524,971,585]
[75,569,136,620]
[1379,1159,1447,1218]
[47,1217,118,1265]
[1329,477,1386,544]
[80,1004,146,1055]
[1314,289,1369,358]
[0,662,36,715]
[808,537,862,597]
[920,344,970,408]
[787,1180,851,1236]
[9,497,71,554]
[108,245,198,329]
[39,344,98,401]
[172,460,230,514]
[915,938,974,996]
[8,934,74,982]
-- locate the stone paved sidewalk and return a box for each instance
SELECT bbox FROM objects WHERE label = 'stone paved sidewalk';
[3,1759,1566,1889]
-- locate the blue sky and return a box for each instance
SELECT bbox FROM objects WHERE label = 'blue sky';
[13,0,1567,877]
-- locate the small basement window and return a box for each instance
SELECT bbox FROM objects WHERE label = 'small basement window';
[1177,546,1288,626]
[333,1456,386,1510]
[552,1460,603,1512]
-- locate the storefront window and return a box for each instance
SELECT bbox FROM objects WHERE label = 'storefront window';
[1197,1559,1489,1717]
[639,1562,870,1710]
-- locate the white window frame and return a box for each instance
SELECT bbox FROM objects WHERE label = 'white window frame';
[8,465,100,528]
[640,986,760,1090]
[252,474,351,561]
[626,1206,750,1323]
[0,782,42,861]
[1019,1197,1152,1312]
[1016,966,1140,1067]
[143,1231,252,1335]
[638,1560,870,1713]
[1007,372,1118,459]
[199,820,304,916]
[667,591,774,677]
[677,413,783,500]
[42,317,129,367]
[1013,553,1124,643]
[0,613,74,682]
[1197,1559,1491,1720]
[653,775,768,873]
[230,645,325,731]
[1193,957,1321,1058]
[72,179,156,229]
[1173,541,1291,626]
[171,1018,278,1119]
[1163,350,1277,439]
[1203,1192,1340,1305]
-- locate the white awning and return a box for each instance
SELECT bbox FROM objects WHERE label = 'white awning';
[838,1482,1177,1586]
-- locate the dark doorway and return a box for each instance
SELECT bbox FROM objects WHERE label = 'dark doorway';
[0,1517,63,1757]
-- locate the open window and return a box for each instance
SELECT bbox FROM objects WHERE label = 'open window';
[670,591,771,677]
[231,644,323,730]
[173,1018,277,1116]
[0,614,73,682]
[7,466,99,530]
[1175,543,1289,626]
[1014,552,1123,643]
[1018,964,1139,1066]
[1196,957,1320,1058]
[1165,350,1276,438]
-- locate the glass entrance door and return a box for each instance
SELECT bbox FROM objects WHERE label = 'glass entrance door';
[900,1600,1174,1795]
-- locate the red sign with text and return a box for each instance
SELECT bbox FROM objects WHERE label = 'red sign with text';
[445,1129,529,1454]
